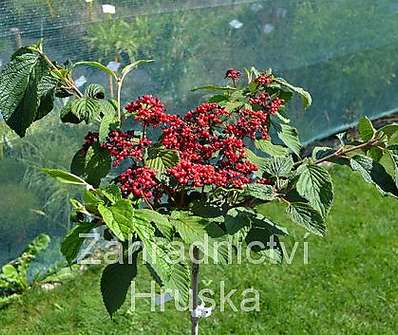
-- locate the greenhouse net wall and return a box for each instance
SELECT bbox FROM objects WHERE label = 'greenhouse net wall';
[0,0,398,269]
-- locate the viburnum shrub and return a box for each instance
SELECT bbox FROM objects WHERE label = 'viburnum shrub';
[1,41,398,334]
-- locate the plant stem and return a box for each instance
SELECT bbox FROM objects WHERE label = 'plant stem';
[116,79,123,122]
[314,139,379,165]
[191,246,200,335]
[37,50,83,98]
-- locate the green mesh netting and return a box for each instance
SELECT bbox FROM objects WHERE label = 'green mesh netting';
[0,0,397,266]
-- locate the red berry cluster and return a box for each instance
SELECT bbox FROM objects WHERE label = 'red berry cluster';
[125,95,168,127]
[78,68,285,199]
[103,129,151,167]
[255,73,273,86]
[225,68,241,80]
[118,167,157,198]
[160,103,258,189]
[225,108,270,139]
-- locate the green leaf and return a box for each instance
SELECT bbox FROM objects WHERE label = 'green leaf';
[60,97,101,124]
[224,208,251,235]
[99,184,123,204]
[99,113,118,142]
[367,147,383,162]
[36,75,57,120]
[70,149,87,176]
[101,260,138,317]
[74,61,117,80]
[85,144,112,187]
[386,145,398,188]
[296,163,334,217]
[264,156,294,178]
[98,204,123,240]
[255,139,289,157]
[358,116,375,141]
[61,222,96,264]
[273,77,312,108]
[135,209,173,240]
[276,124,302,157]
[245,149,268,177]
[121,60,154,79]
[243,183,275,201]
[287,202,326,236]
[146,145,179,176]
[224,101,243,113]
[191,85,237,92]
[350,155,398,197]
[0,49,51,136]
[377,124,398,139]
[42,168,90,187]
[171,211,228,263]
[84,83,105,99]
[99,200,155,241]
[1,264,19,282]
[142,238,190,305]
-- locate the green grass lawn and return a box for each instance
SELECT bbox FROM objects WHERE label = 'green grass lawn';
[1,166,397,335]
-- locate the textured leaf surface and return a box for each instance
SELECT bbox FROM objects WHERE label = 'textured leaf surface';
[358,116,375,142]
[244,183,275,201]
[276,124,302,156]
[146,146,179,176]
[287,202,326,236]
[255,139,289,157]
[101,261,138,317]
[0,51,50,136]
[264,156,294,178]
[350,155,398,197]
[61,222,96,264]
[296,163,334,217]
[274,77,312,108]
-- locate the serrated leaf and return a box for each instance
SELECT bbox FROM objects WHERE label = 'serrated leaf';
[296,164,334,217]
[245,149,268,177]
[101,260,138,317]
[99,200,155,241]
[36,75,57,120]
[350,155,398,197]
[224,208,251,235]
[276,124,302,157]
[377,124,398,140]
[273,77,312,108]
[244,183,275,201]
[42,168,90,187]
[99,184,123,204]
[99,113,118,142]
[386,145,398,188]
[85,144,112,187]
[264,156,294,178]
[255,139,289,157]
[98,204,124,240]
[61,222,96,264]
[146,145,179,176]
[358,116,375,142]
[135,209,173,240]
[171,211,228,263]
[74,61,117,80]
[0,50,51,136]
[287,202,326,236]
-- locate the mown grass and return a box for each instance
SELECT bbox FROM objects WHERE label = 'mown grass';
[1,166,397,335]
